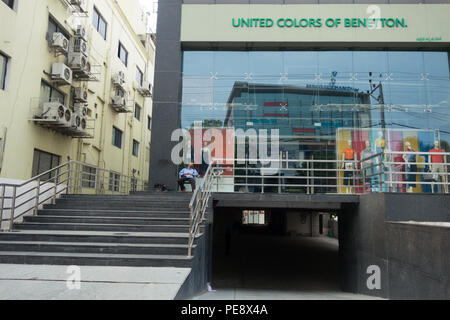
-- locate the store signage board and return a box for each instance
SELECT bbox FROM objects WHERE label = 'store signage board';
[181,4,450,43]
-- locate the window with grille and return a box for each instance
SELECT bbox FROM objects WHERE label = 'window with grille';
[82,166,96,189]
[242,210,266,225]
[108,172,121,192]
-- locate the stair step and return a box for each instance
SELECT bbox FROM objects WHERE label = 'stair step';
[55,199,191,204]
[56,199,192,205]
[0,191,202,268]
[46,203,190,210]
[13,222,191,233]
[25,216,190,225]
[37,209,190,218]
[0,241,193,255]
[64,193,192,199]
[0,251,193,267]
[0,231,192,244]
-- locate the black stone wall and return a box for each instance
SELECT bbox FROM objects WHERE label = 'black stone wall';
[339,193,450,299]
[175,199,214,299]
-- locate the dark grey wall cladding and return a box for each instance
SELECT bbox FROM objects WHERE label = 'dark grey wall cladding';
[149,0,183,189]
[175,200,214,299]
[384,193,450,222]
[386,223,449,299]
[339,194,450,299]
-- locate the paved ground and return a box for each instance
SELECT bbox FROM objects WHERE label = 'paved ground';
[0,265,190,300]
[192,234,380,300]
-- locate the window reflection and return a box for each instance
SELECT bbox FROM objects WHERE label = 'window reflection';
[181,51,450,187]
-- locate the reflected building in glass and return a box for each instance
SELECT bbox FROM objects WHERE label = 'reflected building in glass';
[224,81,371,159]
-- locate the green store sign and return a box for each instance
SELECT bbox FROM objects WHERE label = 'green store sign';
[232,17,407,29]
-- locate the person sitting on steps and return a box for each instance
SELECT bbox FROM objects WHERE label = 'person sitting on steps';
[178,162,199,192]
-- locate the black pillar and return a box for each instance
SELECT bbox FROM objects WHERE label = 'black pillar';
[149,0,183,190]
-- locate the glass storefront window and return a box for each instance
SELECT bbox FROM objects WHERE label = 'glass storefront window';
[181,51,450,193]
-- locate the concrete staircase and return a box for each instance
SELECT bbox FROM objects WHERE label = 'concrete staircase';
[0,192,196,267]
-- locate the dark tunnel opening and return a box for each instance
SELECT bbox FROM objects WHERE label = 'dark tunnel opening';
[210,207,344,298]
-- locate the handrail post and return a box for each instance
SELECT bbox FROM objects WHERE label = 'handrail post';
[445,154,449,194]
[261,169,264,194]
[362,160,367,194]
[278,152,282,194]
[79,163,83,195]
[67,162,72,195]
[378,154,383,192]
[9,185,17,231]
[53,168,59,204]
[188,206,194,257]
[34,178,41,216]
[311,157,315,195]
[95,169,100,195]
[307,161,310,195]
[352,159,356,194]
[0,185,5,230]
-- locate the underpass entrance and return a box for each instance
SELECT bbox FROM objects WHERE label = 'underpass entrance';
[210,207,345,298]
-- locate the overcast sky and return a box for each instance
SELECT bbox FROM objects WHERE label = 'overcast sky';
[139,0,158,33]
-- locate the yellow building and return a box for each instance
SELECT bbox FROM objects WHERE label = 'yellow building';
[0,0,155,191]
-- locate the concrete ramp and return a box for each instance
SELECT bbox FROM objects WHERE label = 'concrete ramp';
[0,264,190,300]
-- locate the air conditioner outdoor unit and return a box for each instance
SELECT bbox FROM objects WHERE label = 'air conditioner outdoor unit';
[75,25,87,41]
[138,81,152,96]
[68,52,88,71]
[73,87,88,102]
[51,33,70,53]
[73,38,88,56]
[70,0,84,7]
[51,63,73,85]
[113,71,126,88]
[42,102,72,127]
[74,103,88,117]
[70,112,82,130]
[70,110,87,133]
[112,95,126,107]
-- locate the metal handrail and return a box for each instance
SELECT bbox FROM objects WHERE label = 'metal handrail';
[187,161,221,257]
[361,150,449,193]
[0,160,146,231]
[204,155,449,195]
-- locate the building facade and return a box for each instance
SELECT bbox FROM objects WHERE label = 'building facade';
[0,0,155,190]
[150,0,450,193]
